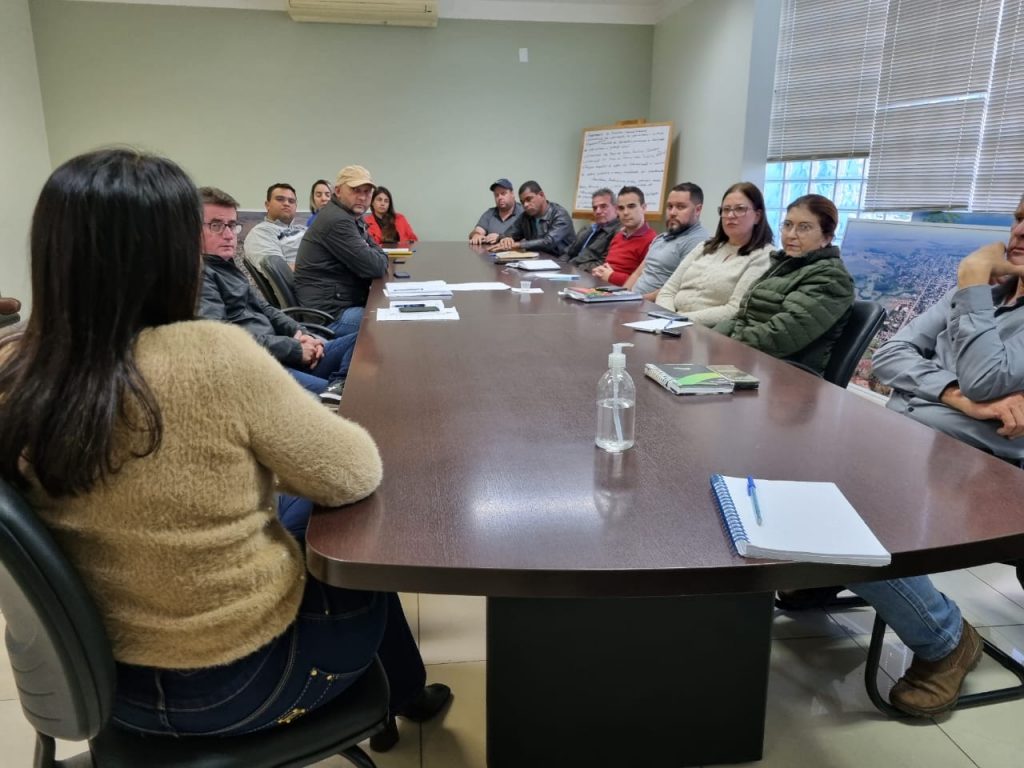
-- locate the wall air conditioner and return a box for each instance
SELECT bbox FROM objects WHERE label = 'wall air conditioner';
[287,1,438,27]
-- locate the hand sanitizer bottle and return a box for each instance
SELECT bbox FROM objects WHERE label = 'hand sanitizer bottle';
[596,342,635,452]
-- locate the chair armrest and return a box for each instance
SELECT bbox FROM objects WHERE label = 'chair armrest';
[300,324,336,340]
[281,307,335,324]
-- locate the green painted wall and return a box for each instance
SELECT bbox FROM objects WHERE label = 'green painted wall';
[1,0,51,315]
[30,0,653,239]
[651,0,778,218]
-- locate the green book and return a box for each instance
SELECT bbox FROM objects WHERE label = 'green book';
[644,363,735,395]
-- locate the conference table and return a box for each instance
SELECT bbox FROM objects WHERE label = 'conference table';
[306,242,1024,767]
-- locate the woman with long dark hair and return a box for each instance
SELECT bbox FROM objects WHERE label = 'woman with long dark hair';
[0,149,446,750]
[654,181,774,326]
[364,186,418,244]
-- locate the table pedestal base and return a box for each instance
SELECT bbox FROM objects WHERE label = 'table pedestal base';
[486,593,774,767]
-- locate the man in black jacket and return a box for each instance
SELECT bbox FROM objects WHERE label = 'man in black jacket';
[294,165,389,336]
[197,187,355,398]
[490,180,575,257]
[563,187,620,272]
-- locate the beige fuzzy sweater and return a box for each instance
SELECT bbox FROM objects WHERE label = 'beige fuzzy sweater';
[654,242,773,327]
[28,321,383,669]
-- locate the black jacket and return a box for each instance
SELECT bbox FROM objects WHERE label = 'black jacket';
[294,198,389,318]
[504,201,576,257]
[564,221,621,271]
[198,255,303,367]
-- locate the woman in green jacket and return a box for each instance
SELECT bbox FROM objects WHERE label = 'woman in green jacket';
[715,194,854,374]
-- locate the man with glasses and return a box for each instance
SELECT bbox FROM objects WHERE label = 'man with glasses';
[197,186,355,401]
[295,165,389,337]
[563,188,621,272]
[243,183,306,268]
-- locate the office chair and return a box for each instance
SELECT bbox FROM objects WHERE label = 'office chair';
[0,478,387,768]
[784,300,887,387]
[242,252,337,339]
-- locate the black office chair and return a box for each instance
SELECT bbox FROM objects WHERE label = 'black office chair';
[822,300,886,387]
[0,478,388,768]
[242,252,337,339]
[784,300,887,387]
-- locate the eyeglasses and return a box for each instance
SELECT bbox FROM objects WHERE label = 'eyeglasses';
[204,220,242,235]
[718,205,751,217]
[781,221,820,235]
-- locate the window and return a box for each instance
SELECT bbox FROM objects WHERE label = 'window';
[768,0,1024,214]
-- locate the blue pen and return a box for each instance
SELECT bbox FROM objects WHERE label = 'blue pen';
[747,476,764,526]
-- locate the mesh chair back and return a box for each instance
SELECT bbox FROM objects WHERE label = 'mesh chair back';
[0,479,115,742]
[259,253,301,309]
[823,300,886,387]
[243,253,283,309]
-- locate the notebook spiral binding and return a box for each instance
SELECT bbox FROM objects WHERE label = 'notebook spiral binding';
[710,474,750,554]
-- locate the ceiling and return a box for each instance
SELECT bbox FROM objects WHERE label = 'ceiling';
[67,0,694,26]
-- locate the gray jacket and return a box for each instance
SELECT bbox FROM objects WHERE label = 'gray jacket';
[294,198,389,317]
[872,281,1024,460]
[198,255,303,366]
[564,221,621,272]
[504,201,576,257]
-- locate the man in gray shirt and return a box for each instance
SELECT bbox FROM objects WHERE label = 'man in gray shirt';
[469,178,522,245]
[626,182,708,300]
[490,181,575,258]
[243,183,306,267]
[838,201,1024,719]
[563,188,620,272]
[872,196,1024,462]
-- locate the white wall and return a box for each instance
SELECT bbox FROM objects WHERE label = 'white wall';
[0,0,52,315]
[650,0,780,218]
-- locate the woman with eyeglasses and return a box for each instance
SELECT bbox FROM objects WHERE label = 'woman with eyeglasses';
[654,182,774,326]
[306,179,332,225]
[364,186,418,245]
[714,193,854,374]
[0,149,448,751]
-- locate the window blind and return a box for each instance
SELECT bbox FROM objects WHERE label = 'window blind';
[767,0,887,161]
[973,3,1024,212]
[864,0,1000,210]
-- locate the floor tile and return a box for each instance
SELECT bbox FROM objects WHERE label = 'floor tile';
[312,722,421,768]
[421,661,484,768]
[772,606,851,639]
[0,614,15,702]
[718,636,977,768]
[418,595,486,665]
[934,624,1024,768]
[968,563,1024,610]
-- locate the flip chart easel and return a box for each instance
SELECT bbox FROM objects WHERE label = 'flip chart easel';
[573,121,673,220]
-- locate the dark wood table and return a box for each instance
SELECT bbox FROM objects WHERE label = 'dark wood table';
[307,242,1024,767]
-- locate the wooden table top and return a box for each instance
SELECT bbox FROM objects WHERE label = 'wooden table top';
[306,242,1024,597]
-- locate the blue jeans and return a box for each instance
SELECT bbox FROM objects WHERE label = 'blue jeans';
[287,332,357,395]
[329,306,364,338]
[849,576,963,661]
[112,496,425,736]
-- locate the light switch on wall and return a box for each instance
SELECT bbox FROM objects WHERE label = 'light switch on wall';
[519,48,528,63]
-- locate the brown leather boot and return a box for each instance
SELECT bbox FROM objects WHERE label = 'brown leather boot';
[889,619,982,717]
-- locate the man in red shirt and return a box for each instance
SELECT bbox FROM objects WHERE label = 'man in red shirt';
[592,186,656,286]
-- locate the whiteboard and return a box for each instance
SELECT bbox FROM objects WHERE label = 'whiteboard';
[573,122,673,217]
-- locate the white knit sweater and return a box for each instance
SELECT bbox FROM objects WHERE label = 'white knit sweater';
[654,241,773,327]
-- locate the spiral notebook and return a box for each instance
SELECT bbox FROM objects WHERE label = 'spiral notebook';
[709,474,891,566]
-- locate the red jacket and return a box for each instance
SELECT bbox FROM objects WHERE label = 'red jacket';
[605,224,656,285]
[365,212,418,244]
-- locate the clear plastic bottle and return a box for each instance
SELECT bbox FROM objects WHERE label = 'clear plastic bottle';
[595,342,636,452]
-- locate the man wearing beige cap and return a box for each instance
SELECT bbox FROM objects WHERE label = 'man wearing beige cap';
[295,165,389,336]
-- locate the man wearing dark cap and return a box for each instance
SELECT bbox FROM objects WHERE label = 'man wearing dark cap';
[468,178,523,246]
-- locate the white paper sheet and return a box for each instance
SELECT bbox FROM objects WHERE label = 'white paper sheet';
[622,319,692,332]
[447,282,512,291]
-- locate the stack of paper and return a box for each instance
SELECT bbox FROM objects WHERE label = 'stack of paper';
[383,280,453,298]
[623,319,693,333]
[376,300,460,322]
[507,259,562,271]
